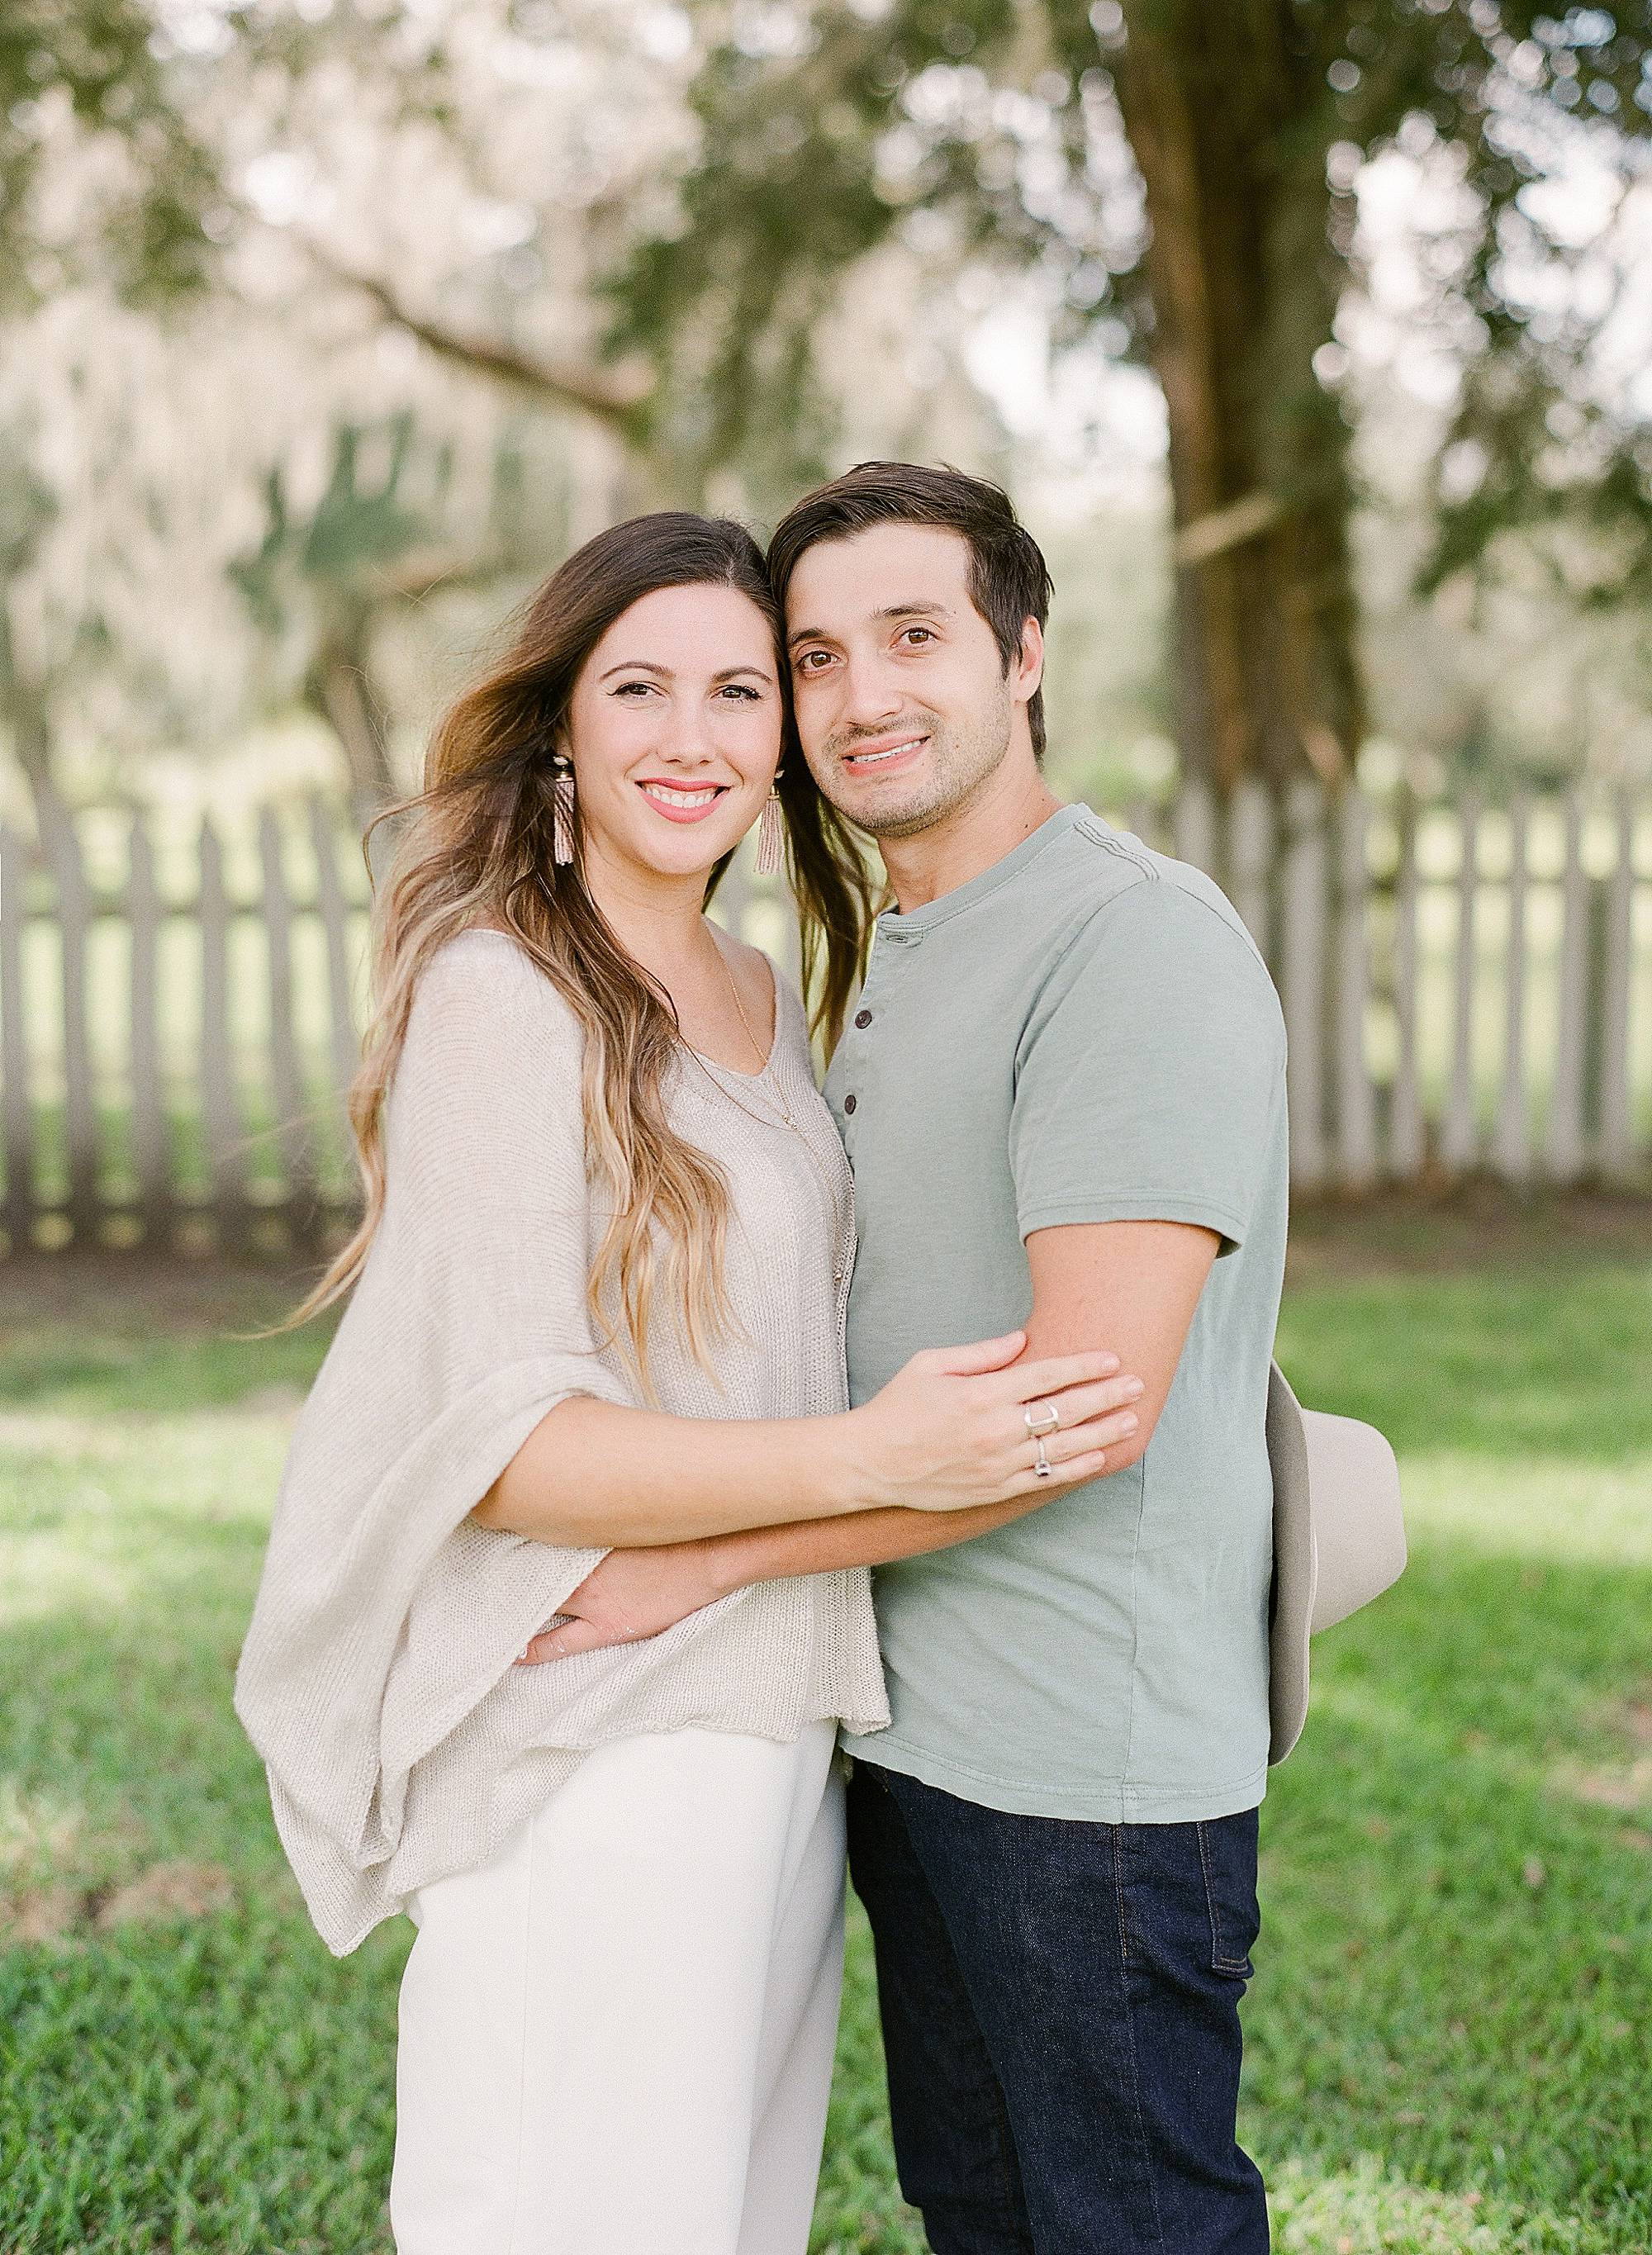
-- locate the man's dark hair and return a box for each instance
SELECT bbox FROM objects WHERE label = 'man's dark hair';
[767,461,1056,761]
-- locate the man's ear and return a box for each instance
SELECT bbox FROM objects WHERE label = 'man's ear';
[1012,617,1045,705]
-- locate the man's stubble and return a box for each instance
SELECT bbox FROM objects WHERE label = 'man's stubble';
[806,672,1017,843]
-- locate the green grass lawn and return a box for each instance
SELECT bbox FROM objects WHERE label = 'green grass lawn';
[1,1215,1650,2254]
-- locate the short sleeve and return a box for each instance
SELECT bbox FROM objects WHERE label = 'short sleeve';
[1009,879,1285,1256]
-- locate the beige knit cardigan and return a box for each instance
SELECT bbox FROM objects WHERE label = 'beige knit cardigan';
[233,929,888,1956]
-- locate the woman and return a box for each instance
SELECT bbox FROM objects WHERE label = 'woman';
[233,513,1141,2255]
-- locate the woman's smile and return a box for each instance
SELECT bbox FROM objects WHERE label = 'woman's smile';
[636,776,733,822]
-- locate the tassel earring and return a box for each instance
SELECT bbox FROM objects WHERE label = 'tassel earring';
[551,752,576,866]
[754,773,785,877]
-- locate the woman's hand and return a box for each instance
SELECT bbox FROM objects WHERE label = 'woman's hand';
[513,1542,733,1664]
[509,1335,1142,1660]
[844,1331,1143,1513]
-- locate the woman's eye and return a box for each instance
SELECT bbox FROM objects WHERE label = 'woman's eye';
[718,683,762,701]
[613,681,657,699]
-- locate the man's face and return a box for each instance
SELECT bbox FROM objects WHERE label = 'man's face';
[784,523,1035,839]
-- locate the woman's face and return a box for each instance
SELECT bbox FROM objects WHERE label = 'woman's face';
[563,583,782,885]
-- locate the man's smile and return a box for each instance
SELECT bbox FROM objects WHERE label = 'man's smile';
[841,733,929,774]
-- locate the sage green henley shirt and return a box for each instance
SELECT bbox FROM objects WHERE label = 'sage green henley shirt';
[829,804,1289,1824]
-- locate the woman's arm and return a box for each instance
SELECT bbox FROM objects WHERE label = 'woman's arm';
[515,1427,1137,1663]
[517,1220,1206,1657]
[375,937,1142,1555]
[662,1221,1200,1564]
[472,1396,860,1549]
[714,1493,1041,1578]
[472,1336,1140,1549]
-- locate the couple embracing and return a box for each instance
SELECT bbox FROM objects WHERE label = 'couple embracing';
[236,462,1288,2254]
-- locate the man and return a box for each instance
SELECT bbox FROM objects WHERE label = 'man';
[532,463,1287,2252]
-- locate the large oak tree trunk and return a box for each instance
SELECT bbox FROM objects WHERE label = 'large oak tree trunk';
[1113,0,1363,794]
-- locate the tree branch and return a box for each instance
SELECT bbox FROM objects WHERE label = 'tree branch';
[308,247,653,435]
[1171,490,1286,567]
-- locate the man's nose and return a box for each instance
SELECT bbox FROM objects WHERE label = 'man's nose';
[838,653,904,729]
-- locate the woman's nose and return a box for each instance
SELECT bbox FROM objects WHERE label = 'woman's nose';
[653,729,718,769]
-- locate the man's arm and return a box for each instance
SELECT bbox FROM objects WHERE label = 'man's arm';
[1019,1218,1218,1434]
[730,1216,1218,1561]
[520,1220,1213,1660]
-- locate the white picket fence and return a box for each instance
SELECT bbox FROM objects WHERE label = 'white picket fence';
[0,799,375,1255]
[0,781,1648,1254]
[1126,779,1650,1195]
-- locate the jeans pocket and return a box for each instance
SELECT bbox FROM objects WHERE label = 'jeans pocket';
[1195,1815,1260,1980]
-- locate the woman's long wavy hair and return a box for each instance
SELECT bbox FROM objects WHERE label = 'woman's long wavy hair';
[288,512,879,1394]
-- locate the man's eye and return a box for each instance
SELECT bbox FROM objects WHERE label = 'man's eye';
[899,627,934,647]
[795,650,832,673]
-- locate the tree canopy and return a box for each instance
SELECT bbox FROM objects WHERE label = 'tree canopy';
[614,4,1650,549]
[604,2,1652,783]
[5,2,1650,799]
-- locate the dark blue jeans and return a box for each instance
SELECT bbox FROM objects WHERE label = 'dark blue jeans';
[846,1760,1270,2255]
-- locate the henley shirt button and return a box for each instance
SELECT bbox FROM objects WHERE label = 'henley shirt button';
[854,1009,872,1029]
[843,1094,857,1114]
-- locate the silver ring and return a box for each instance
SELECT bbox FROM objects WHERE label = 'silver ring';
[1023,1400,1061,1438]
[1033,1436,1052,1479]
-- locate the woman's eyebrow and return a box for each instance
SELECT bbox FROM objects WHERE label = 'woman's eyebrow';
[598,659,774,684]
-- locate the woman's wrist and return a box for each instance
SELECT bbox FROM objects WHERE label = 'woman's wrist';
[700,1531,752,1600]
[808,1408,883,1519]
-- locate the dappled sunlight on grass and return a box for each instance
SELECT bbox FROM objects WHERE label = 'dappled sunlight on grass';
[1250,1499,1652,2248]
[1398,1453,1652,1566]
[1269,2152,1588,2254]
[1275,1262,1652,1467]
[1,1242,1649,2251]
[0,1396,301,1634]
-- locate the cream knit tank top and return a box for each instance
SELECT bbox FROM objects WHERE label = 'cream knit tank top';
[235,929,888,1955]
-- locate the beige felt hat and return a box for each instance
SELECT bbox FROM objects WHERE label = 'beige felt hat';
[1265,1360,1407,1766]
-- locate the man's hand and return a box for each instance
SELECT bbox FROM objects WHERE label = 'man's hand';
[514,1541,734,1664]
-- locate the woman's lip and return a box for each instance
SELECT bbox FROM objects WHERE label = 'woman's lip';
[842,734,928,775]
[635,779,731,823]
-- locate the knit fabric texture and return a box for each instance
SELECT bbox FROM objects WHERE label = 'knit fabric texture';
[234,928,889,1956]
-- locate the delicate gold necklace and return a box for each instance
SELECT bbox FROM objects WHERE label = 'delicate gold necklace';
[718,947,795,1106]
[691,936,852,1278]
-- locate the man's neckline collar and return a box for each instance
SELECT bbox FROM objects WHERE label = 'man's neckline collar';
[878,803,1089,937]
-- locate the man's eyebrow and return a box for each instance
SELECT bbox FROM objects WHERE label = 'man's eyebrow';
[787,601,952,651]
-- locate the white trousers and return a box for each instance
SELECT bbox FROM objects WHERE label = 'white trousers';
[389,1721,845,2255]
